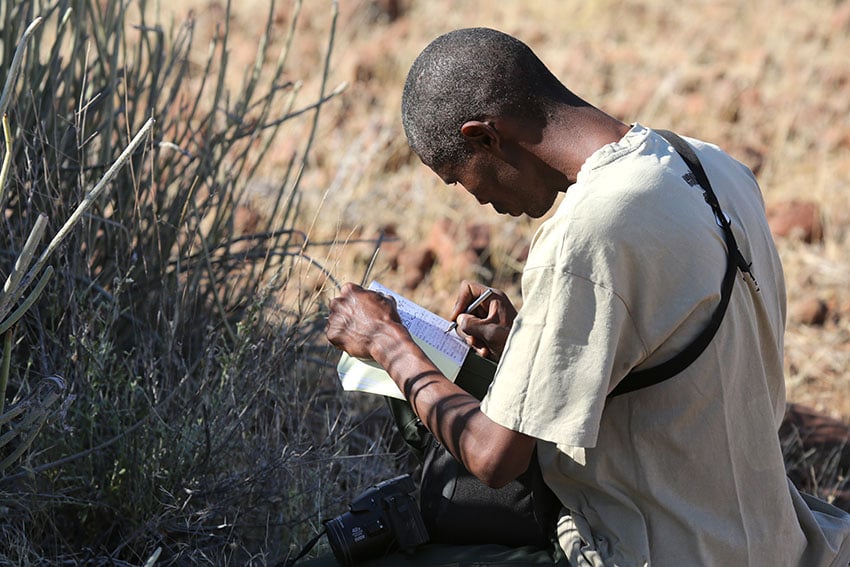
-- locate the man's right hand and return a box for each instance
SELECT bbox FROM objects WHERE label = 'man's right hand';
[449,280,517,361]
[326,282,407,361]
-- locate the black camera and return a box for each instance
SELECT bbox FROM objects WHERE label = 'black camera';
[324,474,429,565]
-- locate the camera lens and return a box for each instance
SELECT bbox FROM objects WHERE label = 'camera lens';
[324,511,393,565]
[324,515,355,565]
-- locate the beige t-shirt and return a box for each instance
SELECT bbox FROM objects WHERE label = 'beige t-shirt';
[481,124,850,566]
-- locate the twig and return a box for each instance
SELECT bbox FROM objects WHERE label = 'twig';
[0,214,48,322]
[0,267,54,335]
[360,231,385,287]
[0,326,12,416]
[0,17,44,118]
[0,114,12,206]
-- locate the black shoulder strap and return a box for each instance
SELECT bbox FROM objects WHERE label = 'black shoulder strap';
[607,129,756,398]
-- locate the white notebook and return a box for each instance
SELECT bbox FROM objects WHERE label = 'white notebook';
[336,282,470,399]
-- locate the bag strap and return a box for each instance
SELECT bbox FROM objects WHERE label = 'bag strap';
[607,129,757,398]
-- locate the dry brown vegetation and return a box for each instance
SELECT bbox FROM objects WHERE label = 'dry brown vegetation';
[192,0,850,421]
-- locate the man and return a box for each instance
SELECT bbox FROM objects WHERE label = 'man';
[326,28,850,565]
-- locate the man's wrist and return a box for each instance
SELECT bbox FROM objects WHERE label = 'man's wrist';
[369,321,414,367]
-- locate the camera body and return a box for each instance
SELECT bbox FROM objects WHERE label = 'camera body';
[324,474,429,565]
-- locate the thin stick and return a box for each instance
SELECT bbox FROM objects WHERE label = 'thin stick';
[0,326,12,416]
[0,17,44,118]
[0,114,12,206]
[0,214,48,321]
[360,231,385,287]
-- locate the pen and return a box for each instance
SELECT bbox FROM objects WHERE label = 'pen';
[444,288,494,334]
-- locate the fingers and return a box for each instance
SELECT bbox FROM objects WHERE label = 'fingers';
[450,280,491,320]
[455,308,511,360]
[326,292,352,348]
[349,283,399,312]
[327,283,360,349]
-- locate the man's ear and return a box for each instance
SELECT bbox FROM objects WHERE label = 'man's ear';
[460,120,502,155]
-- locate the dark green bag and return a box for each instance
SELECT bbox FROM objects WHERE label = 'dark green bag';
[386,353,560,549]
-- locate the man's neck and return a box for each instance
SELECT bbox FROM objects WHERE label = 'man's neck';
[542,106,631,184]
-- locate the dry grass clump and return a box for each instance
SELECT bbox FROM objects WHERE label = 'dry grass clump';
[0,0,402,563]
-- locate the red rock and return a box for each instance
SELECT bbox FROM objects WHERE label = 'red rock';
[739,145,766,177]
[466,223,491,254]
[426,218,491,279]
[426,218,459,269]
[376,224,403,271]
[233,204,260,235]
[766,200,823,243]
[790,297,830,326]
[398,244,434,290]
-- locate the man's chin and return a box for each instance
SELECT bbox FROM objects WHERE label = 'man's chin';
[526,196,559,218]
[492,204,540,218]
[495,206,535,218]
[524,206,549,219]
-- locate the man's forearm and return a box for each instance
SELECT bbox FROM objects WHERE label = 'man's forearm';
[371,323,534,487]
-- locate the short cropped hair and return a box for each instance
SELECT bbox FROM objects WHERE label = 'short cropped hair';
[401,27,567,170]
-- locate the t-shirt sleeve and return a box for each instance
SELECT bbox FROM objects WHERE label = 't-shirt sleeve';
[480,260,644,449]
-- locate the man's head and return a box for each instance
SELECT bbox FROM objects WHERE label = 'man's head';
[401,27,566,172]
[401,28,588,217]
